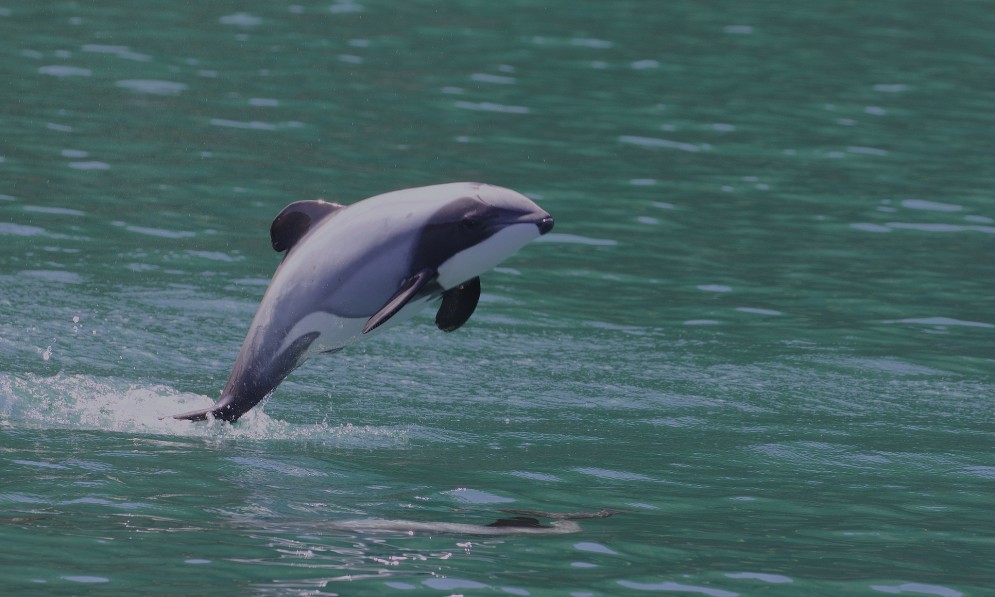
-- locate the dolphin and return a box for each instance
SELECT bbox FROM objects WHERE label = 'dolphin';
[277,509,614,536]
[326,517,582,536]
[174,182,553,422]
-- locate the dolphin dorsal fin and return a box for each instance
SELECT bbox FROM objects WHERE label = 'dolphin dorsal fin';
[270,200,346,252]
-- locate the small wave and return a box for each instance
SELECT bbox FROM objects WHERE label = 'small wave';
[219,12,262,26]
[21,270,83,284]
[618,580,738,597]
[81,44,152,62]
[116,223,196,239]
[870,582,963,597]
[444,488,515,504]
[23,205,87,216]
[186,250,241,262]
[0,223,46,237]
[209,118,277,130]
[453,101,530,114]
[329,0,362,14]
[115,80,187,96]
[724,25,755,34]
[883,317,993,328]
[38,65,92,77]
[571,37,613,48]
[618,135,709,153]
[574,467,655,482]
[887,222,995,233]
[725,572,793,584]
[900,199,962,212]
[736,307,783,316]
[68,160,110,170]
[470,73,515,85]
[536,233,617,246]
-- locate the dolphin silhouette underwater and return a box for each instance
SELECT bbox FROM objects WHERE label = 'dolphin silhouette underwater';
[286,509,615,537]
[174,182,553,422]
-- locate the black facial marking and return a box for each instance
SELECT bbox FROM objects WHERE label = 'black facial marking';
[411,197,500,272]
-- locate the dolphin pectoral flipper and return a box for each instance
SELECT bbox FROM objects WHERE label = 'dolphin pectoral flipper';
[435,277,480,332]
[363,268,435,334]
[270,200,346,252]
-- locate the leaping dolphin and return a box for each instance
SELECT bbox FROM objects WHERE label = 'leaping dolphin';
[174,182,553,422]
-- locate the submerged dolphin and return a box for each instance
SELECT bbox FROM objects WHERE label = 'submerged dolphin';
[174,182,553,422]
[327,517,582,536]
[281,509,614,536]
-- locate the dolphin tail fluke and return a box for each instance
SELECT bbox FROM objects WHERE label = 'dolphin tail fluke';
[171,405,215,422]
[170,394,243,422]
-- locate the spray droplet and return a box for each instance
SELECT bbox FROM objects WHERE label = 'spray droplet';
[41,346,52,361]
[72,315,80,324]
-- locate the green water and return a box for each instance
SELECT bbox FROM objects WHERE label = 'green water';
[2,1,994,595]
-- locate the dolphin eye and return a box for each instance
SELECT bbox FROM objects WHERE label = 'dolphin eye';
[461,216,482,231]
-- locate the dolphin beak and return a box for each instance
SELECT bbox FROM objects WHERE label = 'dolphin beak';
[537,216,554,235]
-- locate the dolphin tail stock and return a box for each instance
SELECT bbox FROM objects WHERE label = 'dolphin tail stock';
[170,332,320,423]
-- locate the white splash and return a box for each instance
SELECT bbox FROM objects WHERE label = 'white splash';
[0,373,406,445]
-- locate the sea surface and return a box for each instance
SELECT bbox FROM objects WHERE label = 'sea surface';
[2,1,994,595]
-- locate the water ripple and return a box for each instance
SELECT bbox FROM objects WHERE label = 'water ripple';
[536,233,617,246]
[870,582,963,597]
[470,73,515,85]
[444,488,515,504]
[900,199,962,212]
[454,101,530,114]
[618,580,738,596]
[618,135,709,153]
[886,222,995,233]
[209,118,277,130]
[63,576,110,584]
[38,65,92,77]
[574,467,654,482]
[725,572,793,584]
[68,161,110,170]
[219,12,262,26]
[82,44,152,62]
[118,224,196,239]
[0,223,46,237]
[882,317,993,328]
[115,80,187,95]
